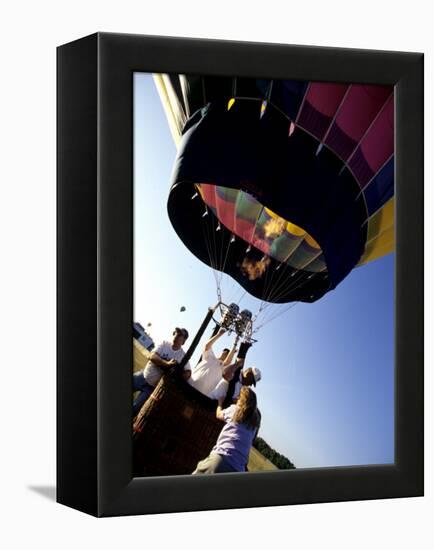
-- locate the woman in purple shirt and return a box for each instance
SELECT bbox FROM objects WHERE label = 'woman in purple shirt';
[192,387,261,474]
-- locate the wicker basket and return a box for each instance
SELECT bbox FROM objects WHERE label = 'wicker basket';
[133,374,224,476]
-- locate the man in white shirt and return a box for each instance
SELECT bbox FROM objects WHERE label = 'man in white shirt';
[133,327,191,415]
[210,366,262,404]
[188,327,238,398]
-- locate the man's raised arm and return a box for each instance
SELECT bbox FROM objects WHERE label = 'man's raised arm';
[223,336,239,366]
[204,327,226,352]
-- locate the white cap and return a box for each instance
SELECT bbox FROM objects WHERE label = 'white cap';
[251,367,262,385]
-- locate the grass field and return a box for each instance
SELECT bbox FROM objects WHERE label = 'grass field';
[248,446,278,471]
[133,339,278,472]
[133,338,151,372]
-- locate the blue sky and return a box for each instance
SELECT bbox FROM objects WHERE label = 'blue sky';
[133,73,395,469]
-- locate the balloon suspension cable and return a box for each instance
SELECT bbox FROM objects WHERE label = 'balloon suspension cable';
[200,201,223,301]
[252,264,320,332]
[199,194,239,307]
[253,265,323,332]
[198,188,319,335]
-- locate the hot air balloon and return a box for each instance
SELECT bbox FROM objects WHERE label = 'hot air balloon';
[156,75,394,307]
[180,306,186,312]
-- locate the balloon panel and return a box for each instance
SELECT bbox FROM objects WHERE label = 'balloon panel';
[324,85,391,161]
[364,157,394,216]
[297,83,348,139]
[348,95,394,188]
[198,183,327,273]
[358,198,394,266]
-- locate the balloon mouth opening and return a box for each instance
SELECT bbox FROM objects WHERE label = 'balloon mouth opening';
[195,183,327,276]
[167,180,333,304]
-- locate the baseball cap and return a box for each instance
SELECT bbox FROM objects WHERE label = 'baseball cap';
[250,367,262,386]
[174,327,189,339]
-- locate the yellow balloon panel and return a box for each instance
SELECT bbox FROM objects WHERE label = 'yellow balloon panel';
[358,198,394,265]
[265,208,320,248]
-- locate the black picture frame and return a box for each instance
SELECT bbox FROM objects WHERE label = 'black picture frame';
[57,32,424,517]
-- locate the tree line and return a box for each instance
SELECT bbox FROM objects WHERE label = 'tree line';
[253,436,296,470]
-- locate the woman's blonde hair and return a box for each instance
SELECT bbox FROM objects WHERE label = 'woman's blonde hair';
[232,386,261,431]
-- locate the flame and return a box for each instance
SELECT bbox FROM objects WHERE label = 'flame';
[240,256,271,280]
[263,217,286,239]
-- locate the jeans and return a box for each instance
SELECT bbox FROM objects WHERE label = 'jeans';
[133,371,155,415]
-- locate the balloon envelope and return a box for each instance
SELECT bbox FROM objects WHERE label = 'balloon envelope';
[157,75,394,304]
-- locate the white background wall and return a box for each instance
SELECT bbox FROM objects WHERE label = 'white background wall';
[0,1,432,547]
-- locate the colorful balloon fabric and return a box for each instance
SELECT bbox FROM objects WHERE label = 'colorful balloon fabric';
[156,75,394,304]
